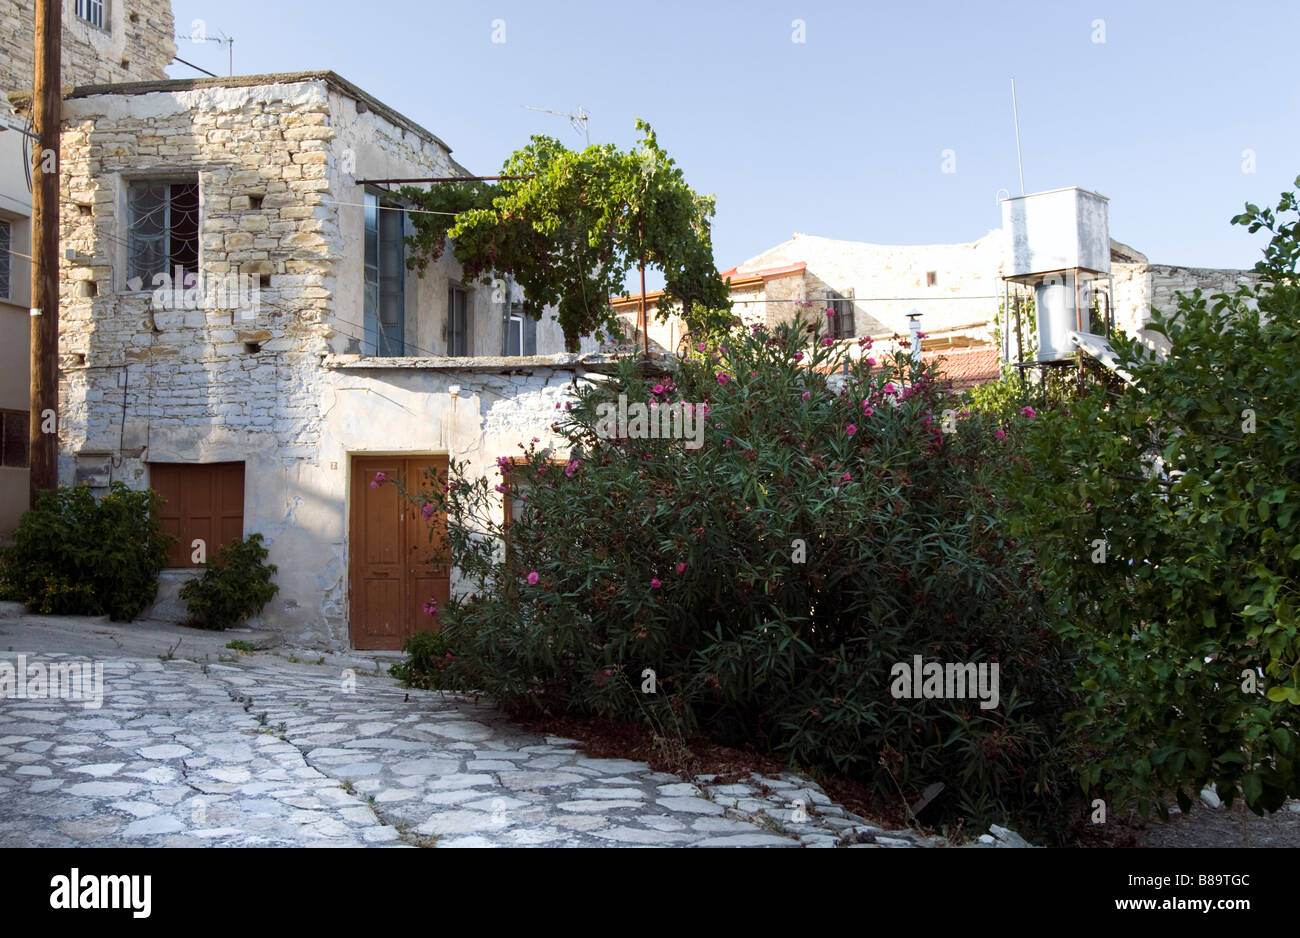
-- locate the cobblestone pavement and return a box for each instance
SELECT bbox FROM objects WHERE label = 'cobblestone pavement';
[0,648,947,848]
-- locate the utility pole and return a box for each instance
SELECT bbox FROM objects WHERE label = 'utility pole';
[29,0,60,504]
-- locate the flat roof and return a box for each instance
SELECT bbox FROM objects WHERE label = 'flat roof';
[63,70,469,173]
[999,185,1109,202]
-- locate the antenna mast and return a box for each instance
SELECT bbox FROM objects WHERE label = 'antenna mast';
[521,104,590,146]
[1010,77,1025,195]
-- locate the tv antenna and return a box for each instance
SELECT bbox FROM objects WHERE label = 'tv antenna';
[522,104,590,146]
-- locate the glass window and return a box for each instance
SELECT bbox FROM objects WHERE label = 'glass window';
[0,220,10,300]
[448,285,469,356]
[128,179,199,286]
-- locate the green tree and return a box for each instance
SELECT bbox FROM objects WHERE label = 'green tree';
[400,120,730,351]
[1005,178,1300,817]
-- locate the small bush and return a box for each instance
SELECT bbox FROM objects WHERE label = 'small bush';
[179,533,279,630]
[0,483,173,621]
[389,630,453,688]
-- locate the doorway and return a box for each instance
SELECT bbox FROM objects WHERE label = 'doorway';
[348,454,450,650]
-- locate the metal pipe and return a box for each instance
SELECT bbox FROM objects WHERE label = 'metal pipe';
[355,175,534,185]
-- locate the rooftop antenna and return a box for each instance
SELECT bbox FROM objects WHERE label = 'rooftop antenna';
[1010,77,1025,195]
[522,104,590,146]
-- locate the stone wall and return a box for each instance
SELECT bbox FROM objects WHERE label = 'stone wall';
[1111,262,1257,355]
[1,0,176,96]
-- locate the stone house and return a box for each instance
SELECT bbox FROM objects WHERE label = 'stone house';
[51,67,606,650]
[1,0,178,534]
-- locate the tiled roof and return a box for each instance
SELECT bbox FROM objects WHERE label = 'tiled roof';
[921,346,1001,390]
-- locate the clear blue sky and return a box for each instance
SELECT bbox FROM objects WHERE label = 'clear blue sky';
[168,0,1298,286]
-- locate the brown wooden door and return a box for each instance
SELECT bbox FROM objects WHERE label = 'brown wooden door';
[150,462,245,568]
[349,455,450,650]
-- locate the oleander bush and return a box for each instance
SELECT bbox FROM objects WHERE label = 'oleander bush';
[389,307,1081,838]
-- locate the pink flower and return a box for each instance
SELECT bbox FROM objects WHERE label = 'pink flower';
[1020,406,1037,419]
[526,571,539,585]
[801,391,811,400]
[494,483,507,493]
[370,471,386,489]
[839,471,851,483]
[652,384,665,394]
[717,372,730,385]
[697,342,706,352]
[532,437,541,442]
[564,459,581,478]
[604,669,612,676]
[821,337,833,347]
[676,562,687,575]
[792,352,804,362]
[651,578,662,589]
[445,652,454,660]
[883,383,896,394]
[862,405,874,416]
[994,428,1006,440]
[421,502,435,521]
[496,456,511,472]
[422,598,438,615]
[866,357,877,366]
[917,331,927,339]
[846,424,857,436]
[826,308,835,318]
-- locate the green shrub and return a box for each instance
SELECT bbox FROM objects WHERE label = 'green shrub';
[389,630,454,688]
[1004,180,1300,818]
[179,533,279,630]
[0,483,173,621]
[389,307,1081,839]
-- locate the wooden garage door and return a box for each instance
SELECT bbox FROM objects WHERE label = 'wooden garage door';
[149,462,245,568]
[349,455,451,650]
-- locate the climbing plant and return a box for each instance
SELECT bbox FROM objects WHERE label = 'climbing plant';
[399,119,731,351]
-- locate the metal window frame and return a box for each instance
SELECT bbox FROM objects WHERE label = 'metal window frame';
[448,284,470,356]
[0,219,10,301]
[75,0,107,30]
[126,176,199,286]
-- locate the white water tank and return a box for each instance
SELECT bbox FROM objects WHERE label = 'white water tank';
[1002,187,1110,277]
[1002,187,1110,362]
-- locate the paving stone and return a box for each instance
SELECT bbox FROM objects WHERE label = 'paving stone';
[656,796,726,815]
[693,834,799,847]
[123,815,185,837]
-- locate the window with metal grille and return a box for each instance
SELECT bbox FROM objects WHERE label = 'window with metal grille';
[826,289,856,340]
[363,192,406,356]
[0,220,10,300]
[128,179,198,286]
[506,302,537,356]
[0,410,29,468]
[448,285,470,356]
[75,0,105,29]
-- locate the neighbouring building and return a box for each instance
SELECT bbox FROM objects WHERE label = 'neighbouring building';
[54,69,601,650]
[0,0,178,535]
[613,229,1258,388]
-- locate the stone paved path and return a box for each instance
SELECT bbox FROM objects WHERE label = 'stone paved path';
[0,649,942,848]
